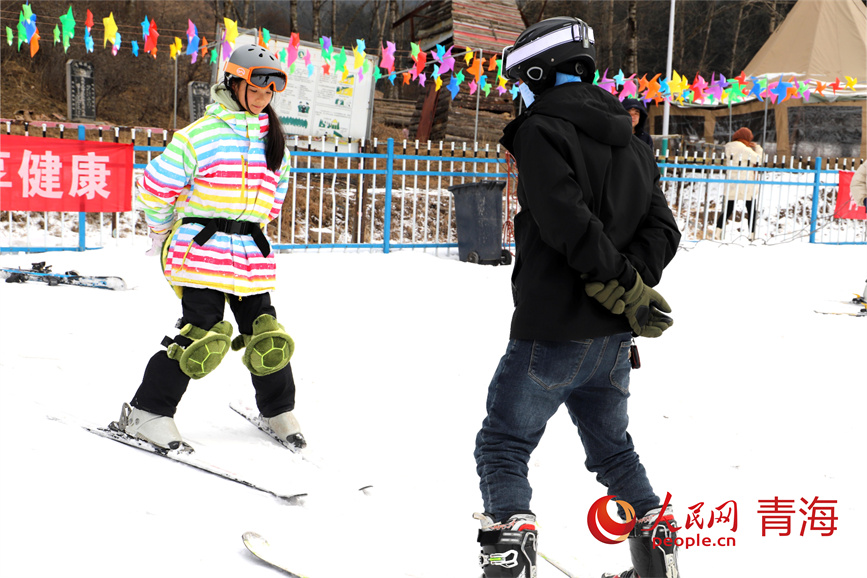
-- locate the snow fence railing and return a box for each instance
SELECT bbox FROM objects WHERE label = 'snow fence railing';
[1,124,865,252]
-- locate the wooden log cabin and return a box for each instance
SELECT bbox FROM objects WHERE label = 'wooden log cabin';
[393,0,526,144]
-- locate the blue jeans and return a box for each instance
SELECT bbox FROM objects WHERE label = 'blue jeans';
[474,336,660,522]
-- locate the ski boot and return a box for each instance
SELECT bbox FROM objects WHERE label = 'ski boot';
[602,505,680,578]
[112,402,183,450]
[265,411,306,450]
[854,280,866,307]
[475,512,537,578]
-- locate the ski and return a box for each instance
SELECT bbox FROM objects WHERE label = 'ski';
[814,309,867,317]
[242,531,308,577]
[229,401,305,453]
[80,421,307,504]
[1,262,127,290]
[814,298,867,317]
[538,550,581,578]
[230,401,374,495]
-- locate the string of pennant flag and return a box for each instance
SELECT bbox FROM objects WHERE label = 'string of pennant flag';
[7,2,861,107]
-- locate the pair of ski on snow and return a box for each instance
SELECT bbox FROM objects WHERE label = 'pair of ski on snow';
[83,403,578,577]
[81,401,369,505]
[1,262,127,291]
[813,294,867,317]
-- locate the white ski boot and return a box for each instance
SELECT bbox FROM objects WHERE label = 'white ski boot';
[264,411,306,450]
[114,402,183,450]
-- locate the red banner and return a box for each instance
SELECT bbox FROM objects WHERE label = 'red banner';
[835,171,867,220]
[0,135,133,212]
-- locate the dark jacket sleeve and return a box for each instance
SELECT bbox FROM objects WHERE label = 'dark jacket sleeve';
[513,116,635,286]
[622,148,681,286]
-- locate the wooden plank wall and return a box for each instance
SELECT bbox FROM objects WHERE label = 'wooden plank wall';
[393,0,523,144]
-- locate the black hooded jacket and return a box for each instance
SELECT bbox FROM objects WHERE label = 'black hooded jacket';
[622,98,654,148]
[500,82,680,340]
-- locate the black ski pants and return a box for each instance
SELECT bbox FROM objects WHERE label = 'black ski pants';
[131,287,296,418]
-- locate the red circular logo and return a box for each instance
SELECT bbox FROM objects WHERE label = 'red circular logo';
[587,495,636,544]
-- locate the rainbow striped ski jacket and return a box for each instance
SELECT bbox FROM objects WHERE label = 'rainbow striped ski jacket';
[137,101,290,296]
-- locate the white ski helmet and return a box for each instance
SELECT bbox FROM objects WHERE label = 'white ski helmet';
[503,16,596,93]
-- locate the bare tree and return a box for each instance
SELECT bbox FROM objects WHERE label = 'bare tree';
[374,0,387,54]
[607,0,614,68]
[220,0,252,27]
[388,0,398,42]
[290,0,298,33]
[332,0,338,37]
[767,0,779,34]
[625,1,638,75]
[536,0,548,22]
[312,0,323,38]
[729,0,750,77]
[697,0,717,73]
[386,0,399,98]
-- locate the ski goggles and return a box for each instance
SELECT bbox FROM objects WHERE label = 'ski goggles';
[503,21,595,80]
[224,62,288,93]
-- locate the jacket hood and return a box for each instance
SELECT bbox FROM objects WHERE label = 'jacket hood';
[622,98,649,134]
[502,83,633,151]
[206,82,268,140]
[211,82,242,112]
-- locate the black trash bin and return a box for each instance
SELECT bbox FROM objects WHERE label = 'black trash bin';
[448,181,512,265]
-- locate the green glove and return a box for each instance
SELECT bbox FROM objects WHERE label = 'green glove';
[583,279,627,314]
[585,273,673,337]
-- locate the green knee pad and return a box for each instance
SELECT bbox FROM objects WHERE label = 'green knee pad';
[231,314,294,376]
[167,320,233,379]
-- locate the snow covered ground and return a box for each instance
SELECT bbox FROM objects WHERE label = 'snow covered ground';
[0,240,864,578]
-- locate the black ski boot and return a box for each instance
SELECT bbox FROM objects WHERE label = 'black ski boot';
[602,505,680,578]
[475,512,537,578]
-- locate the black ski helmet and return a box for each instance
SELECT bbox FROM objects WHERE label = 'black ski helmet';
[503,16,596,93]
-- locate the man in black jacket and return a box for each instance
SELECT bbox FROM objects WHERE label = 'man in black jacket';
[473,17,682,578]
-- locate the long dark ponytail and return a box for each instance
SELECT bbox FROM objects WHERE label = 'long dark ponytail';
[263,102,286,173]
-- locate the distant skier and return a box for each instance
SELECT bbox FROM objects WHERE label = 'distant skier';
[473,16,682,578]
[113,44,305,451]
[715,127,764,241]
[850,162,867,209]
[849,162,867,301]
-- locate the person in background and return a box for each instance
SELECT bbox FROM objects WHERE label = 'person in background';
[848,162,867,301]
[111,44,305,452]
[849,161,867,208]
[473,16,682,578]
[716,127,764,241]
[622,98,654,149]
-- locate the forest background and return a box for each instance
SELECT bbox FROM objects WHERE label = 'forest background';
[0,0,810,133]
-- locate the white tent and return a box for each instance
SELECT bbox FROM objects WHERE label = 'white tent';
[648,0,866,159]
[744,0,867,100]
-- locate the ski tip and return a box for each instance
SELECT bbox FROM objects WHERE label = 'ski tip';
[242,531,266,545]
[285,493,307,506]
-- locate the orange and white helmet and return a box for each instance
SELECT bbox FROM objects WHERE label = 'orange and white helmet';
[224,44,287,93]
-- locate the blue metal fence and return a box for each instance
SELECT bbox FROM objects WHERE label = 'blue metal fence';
[2,124,865,253]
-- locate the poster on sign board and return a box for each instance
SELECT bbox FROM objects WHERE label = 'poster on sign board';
[213,30,378,144]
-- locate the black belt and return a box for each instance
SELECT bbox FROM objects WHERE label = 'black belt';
[181,218,271,257]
